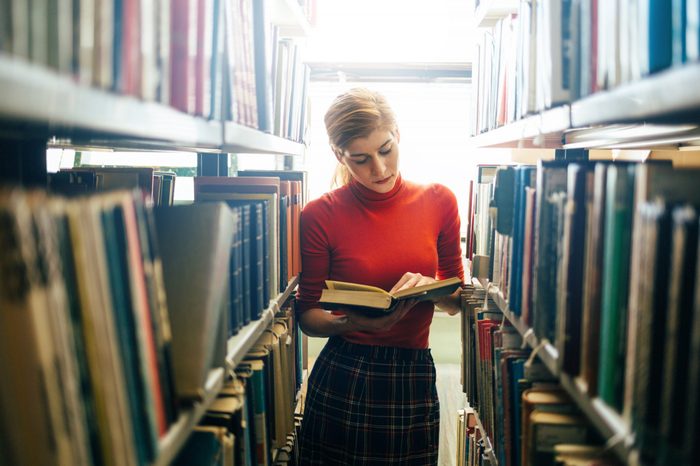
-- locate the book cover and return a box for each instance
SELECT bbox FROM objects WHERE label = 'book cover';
[154,203,235,401]
[578,163,607,395]
[684,219,700,463]
[195,176,281,300]
[659,205,698,464]
[556,164,592,375]
[597,164,635,410]
[526,411,588,466]
[318,277,462,315]
[533,160,569,343]
[521,186,537,326]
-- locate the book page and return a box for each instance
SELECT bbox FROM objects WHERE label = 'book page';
[324,280,389,295]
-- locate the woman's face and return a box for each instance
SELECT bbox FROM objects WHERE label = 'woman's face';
[336,128,400,194]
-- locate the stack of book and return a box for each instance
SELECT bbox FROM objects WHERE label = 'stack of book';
[471,0,700,134]
[48,166,176,206]
[464,159,700,465]
[194,172,305,336]
[0,188,229,465]
[460,283,619,466]
[0,0,311,138]
[173,305,304,466]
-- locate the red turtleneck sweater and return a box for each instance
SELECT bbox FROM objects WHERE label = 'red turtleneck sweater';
[296,174,464,348]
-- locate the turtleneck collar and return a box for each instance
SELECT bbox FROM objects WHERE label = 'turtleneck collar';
[348,173,405,204]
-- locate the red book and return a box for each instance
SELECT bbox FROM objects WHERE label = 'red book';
[121,196,168,436]
[121,0,142,96]
[171,0,195,113]
[195,0,213,116]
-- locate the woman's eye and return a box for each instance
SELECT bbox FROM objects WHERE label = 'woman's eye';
[353,157,368,165]
[379,147,392,156]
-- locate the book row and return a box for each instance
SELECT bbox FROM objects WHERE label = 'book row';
[0,184,304,466]
[460,285,620,466]
[465,160,700,465]
[194,172,305,336]
[48,166,176,206]
[471,0,700,134]
[0,0,310,140]
[47,166,306,337]
[174,306,303,466]
[456,408,494,466]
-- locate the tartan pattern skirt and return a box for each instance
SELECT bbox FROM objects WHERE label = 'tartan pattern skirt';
[297,337,440,465]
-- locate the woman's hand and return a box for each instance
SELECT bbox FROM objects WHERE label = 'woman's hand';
[390,271,462,315]
[342,298,418,332]
[389,272,436,294]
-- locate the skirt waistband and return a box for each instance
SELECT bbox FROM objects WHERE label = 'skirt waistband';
[326,336,433,362]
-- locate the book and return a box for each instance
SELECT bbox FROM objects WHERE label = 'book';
[319,277,462,315]
[659,205,698,464]
[597,164,635,411]
[153,203,235,402]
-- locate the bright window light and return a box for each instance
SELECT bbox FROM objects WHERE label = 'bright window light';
[306,0,474,63]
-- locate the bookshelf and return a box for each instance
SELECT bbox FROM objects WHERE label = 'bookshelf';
[0,56,223,151]
[469,105,570,149]
[470,64,700,150]
[0,52,307,155]
[474,0,519,29]
[0,0,313,463]
[569,63,700,128]
[223,122,305,156]
[153,367,226,466]
[473,407,499,465]
[486,286,634,464]
[270,0,313,37]
[226,275,300,368]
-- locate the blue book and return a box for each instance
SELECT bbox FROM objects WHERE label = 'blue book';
[673,0,688,64]
[649,0,673,73]
[510,358,526,466]
[173,428,225,465]
[687,0,700,61]
[509,166,536,316]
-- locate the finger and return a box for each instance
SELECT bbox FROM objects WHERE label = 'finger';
[396,274,422,292]
[389,272,415,294]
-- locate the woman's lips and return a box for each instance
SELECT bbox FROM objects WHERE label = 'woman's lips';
[375,175,393,184]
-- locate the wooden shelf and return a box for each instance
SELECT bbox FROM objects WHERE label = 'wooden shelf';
[487,287,635,464]
[474,0,519,29]
[153,367,225,466]
[469,106,570,149]
[223,122,306,156]
[270,0,312,37]
[226,275,299,368]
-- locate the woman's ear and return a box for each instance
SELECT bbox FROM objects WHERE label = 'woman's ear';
[332,146,344,164]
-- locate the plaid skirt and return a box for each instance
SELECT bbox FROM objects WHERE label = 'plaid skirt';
[298,337,440,465]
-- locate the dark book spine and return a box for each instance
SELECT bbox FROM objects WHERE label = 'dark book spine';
[659,205,698,464]
[241,205,252,325]
[230,205,243,335]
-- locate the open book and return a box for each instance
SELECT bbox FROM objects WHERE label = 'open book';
[319,277,462,315]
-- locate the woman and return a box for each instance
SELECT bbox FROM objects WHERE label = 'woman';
[296,88,464,465]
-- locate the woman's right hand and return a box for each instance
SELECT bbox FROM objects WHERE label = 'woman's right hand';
[341,298,418,333]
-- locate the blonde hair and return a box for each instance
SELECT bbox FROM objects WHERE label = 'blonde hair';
[324,88,398,188]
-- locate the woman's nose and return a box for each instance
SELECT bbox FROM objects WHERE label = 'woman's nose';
[370,155,386,175]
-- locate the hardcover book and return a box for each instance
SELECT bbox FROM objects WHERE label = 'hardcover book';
[319,277,462,315]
